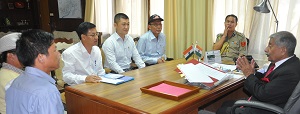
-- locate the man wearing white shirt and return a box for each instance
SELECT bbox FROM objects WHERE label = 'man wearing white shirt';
[102,13,145,73]
[62,22,104,85]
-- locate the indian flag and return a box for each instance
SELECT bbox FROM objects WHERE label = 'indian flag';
[194,45,202,58]
[183,46,194,60]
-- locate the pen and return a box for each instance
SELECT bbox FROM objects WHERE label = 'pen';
[94,60,97,76]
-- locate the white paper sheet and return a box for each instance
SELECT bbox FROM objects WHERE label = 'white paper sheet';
[178,63,213,83]
[194,63,227,80]
[211,63,237,71]
[100,77,124,84]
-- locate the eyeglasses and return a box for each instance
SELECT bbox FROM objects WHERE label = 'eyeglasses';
[150,24,162,27]
[86,32,100,37]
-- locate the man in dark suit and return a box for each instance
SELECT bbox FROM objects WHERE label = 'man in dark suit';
[217,31,300,114]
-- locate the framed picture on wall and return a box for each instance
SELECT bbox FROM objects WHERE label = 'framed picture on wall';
[57,0,82,19]
[8,3,14,9]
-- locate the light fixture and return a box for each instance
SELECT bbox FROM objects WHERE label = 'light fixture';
[253,0,278,32]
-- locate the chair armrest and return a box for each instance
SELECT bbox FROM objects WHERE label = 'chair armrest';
[231,100,284,114]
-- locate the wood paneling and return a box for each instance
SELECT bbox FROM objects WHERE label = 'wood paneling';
[0,0,40,32]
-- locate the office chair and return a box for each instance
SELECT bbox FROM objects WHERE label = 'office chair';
[246,38,249,48]
[231,80,300,114]
[133,37,140,45]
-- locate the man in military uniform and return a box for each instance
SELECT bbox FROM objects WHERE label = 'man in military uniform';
[213,14,247,61]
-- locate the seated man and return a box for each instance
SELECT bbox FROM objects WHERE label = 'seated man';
[0,33,23,114]
[62,22,104,86]
[6,30,64,114]
[217,31,300,114]
[213,14,247,61]
[136,14,167,66]
[102,13,145,73]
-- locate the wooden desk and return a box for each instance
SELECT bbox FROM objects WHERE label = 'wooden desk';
[65,59,245,114]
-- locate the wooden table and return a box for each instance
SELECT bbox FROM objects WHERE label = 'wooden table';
[65,59,246,114]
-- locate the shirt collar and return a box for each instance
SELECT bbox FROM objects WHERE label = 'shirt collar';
[149,30,161,40]
[113,32,128,41]
[149,31,156,40]
[24,67,56,85]
[274,55,294,69]
[231,31,237,37]
[2,62,23,74]
[78,41,89,54]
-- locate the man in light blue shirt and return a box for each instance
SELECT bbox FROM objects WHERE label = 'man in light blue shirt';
[6,30,64,114]
[102,13,145,73]
[136,14,167,65]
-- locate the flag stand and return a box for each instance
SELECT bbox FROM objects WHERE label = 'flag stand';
[183,41,203,61]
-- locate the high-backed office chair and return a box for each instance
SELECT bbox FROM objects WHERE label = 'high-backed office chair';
[231,80,300,114]
[100,48,111,73]
[51,37,74,92]
[246,38,249,47]
[97,32,103,47]
[133,37,140,45]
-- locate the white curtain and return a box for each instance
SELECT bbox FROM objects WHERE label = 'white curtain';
[249,0,300,60]
[94,0,114,34]
[276,0,300,57]
[94,0,148,38]
[115,0,148,38]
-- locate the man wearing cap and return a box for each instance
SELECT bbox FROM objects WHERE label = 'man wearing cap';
[102,13,145,73]
[0,33,23,114]
[136,14,167,66]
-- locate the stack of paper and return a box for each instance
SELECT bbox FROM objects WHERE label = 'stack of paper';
[100,73,134,85]
[178,62,228,83]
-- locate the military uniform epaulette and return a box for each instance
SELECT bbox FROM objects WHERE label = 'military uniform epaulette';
[217,33,223,38]
[235,31,245,37]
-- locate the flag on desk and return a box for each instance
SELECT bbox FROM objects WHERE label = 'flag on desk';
[183,45,194,60]
[194,45,203,58]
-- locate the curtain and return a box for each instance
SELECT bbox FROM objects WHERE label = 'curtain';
[248,0,279,60]
[94,0,114,34]
[85,0,148,37]
[115,0,148,37]
[164,0,213,59]
[84,0,95,22]
[249,0,300,60]
[276,0,300,57]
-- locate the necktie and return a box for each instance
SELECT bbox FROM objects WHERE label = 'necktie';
[261,63,275,83]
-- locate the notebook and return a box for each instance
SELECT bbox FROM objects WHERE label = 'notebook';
[100,74,134,85]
